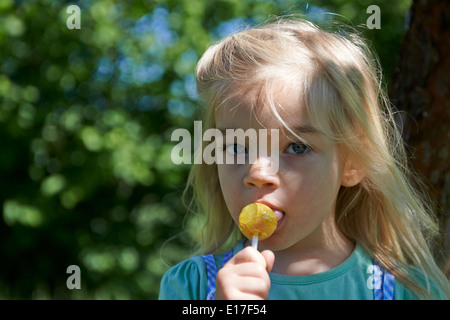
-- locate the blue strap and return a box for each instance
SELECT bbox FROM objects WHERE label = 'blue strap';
[373,260,395,300]
[223,250,233,265]
[202,254,218,300]
[202,249,234,300]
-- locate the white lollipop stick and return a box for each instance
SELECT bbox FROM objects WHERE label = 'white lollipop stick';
[251,236,259,250]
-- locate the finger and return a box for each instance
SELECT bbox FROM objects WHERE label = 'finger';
[260,250,275,273]
[229,246,266,266]
[223,262,269,278]
[229,277,271,300]
[216,271,271,300]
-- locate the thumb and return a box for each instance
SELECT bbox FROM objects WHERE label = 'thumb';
[260,250,275,273]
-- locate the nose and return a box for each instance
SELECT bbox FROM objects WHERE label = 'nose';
[243,157,280,190]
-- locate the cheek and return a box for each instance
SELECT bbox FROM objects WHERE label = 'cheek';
[308,159,342,207]
[284,156,341,204]
[217,165,241,218]
[217,165,233,194]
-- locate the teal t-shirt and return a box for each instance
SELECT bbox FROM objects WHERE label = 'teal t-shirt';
[158,241,429,300]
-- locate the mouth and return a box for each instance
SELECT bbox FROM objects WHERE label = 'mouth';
[252,200,285,225]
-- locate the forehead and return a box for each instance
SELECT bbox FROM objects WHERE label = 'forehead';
[215,80,308,130]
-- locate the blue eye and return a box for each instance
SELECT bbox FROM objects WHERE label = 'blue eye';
[285,143,310,155]
[225,144,247,155]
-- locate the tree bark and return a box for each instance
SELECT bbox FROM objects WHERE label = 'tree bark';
[390,0,450,275]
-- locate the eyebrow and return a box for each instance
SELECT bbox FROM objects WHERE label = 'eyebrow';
[292,125,322,134]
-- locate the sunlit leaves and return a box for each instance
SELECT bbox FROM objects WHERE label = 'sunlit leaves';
[41,174,66,197]
[3,200,43,228]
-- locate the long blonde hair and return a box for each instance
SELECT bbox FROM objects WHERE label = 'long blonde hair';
[186,18,450,299]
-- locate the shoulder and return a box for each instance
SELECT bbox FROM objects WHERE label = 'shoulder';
[356,245,446,300]
[158,241,244,300]
[395,266,449,300]
[158,256,207,300]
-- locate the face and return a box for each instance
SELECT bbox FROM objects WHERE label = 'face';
[216,85,349,253]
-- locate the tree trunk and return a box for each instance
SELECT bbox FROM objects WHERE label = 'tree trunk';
[390,0,450,275]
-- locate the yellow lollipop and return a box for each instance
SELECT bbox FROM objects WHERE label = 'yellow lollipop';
[238,203,277,249]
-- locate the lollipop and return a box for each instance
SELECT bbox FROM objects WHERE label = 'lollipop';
[238,203,277,249]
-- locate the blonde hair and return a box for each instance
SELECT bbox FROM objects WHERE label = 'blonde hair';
[186,18,450,299]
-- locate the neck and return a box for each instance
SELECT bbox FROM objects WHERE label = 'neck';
[270,216,355,276]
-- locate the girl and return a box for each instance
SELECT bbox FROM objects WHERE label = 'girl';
[159,19,449,299]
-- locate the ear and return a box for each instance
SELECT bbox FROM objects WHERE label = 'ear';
[341,159,365,187]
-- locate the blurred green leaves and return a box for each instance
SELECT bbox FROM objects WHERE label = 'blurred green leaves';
[3,200,43,227]
[0,0,411,299]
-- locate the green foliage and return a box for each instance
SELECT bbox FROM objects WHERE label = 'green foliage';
[0,0,411,299]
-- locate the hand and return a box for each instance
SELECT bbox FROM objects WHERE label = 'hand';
[215,246,275,300]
